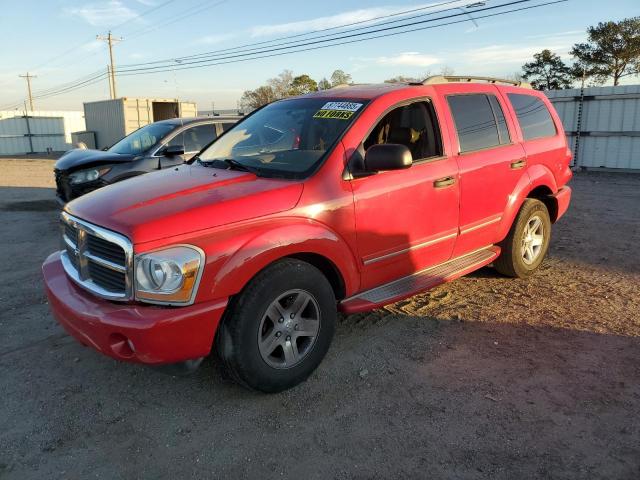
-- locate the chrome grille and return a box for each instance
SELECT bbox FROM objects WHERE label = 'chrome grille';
[60,212,133,301]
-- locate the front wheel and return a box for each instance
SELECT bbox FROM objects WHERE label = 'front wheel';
[216,259,336,393]
[494,198,551,278]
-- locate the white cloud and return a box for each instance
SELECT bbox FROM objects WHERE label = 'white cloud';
[250,1,470,37]
[80,40,104,53]
[525,30,584,40]
[193,33,235,45]
[376,52,440,67]
[463,44,570,65]
[66,1,138,27]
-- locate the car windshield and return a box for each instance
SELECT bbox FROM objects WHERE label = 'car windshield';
[198,98,367,178]
[109,123,175,155]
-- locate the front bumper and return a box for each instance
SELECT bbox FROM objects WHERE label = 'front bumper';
[42,252,227,364]
[55,169,106,202]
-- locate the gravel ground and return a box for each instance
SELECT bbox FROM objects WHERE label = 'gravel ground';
[1,159,639,479]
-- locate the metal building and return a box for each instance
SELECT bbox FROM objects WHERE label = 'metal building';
[546,85,640,170]
[0,110,85,155]
[83,98,197,149]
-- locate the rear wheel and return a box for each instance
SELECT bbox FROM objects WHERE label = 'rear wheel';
[494,199,551,278]
[216,259,336,393]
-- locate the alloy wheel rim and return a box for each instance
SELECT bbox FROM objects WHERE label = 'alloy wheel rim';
[257,289,321,369]
[521,215,545,265]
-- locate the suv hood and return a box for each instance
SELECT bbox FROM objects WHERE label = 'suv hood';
[55,148,137,171]
[65,164,304,244]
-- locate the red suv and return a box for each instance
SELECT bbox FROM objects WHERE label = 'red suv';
[43,76,572,392]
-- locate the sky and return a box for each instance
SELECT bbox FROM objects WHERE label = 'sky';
[0,0,638,111]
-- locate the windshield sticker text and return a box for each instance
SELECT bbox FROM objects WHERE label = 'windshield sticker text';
[313,109,355,120]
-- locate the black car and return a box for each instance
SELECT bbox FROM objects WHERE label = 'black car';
[54,116,240,203]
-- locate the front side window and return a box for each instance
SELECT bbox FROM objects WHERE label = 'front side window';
[363,101,442,160]
[508,93,557,140]
[199,98,367,178]
[108,123,174,155]
[184,124,217,152]
[448,94,506,153]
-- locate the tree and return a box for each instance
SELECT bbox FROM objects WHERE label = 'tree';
[384,75,421,83]
[570,17,640,86]
[267,70,295,99]
[317,77,332,90]
[440,65,455,76]
[240,85,276,111]
[522,49,573,90]
[330,69,352,86]
[289,75,318,95]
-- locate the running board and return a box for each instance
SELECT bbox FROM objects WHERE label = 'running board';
[340,246,500,314]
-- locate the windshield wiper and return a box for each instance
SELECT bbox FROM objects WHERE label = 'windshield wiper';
[198,157,262,176]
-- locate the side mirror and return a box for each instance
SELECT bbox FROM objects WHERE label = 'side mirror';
[163,145,185,156]
[364,144,412,172]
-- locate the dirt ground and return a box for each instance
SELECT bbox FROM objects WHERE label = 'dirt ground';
[1,158,639,479]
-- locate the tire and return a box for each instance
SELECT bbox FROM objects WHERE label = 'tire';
[494,198,551,278]
[215,259,337,393]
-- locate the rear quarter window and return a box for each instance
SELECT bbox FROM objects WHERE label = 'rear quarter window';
[447,94,509,153]
[508,93,557,140]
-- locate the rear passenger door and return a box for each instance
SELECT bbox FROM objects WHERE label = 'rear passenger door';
[444,90,527,256]
[505,92,568,182]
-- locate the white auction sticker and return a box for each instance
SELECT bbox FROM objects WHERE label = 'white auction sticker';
[320,102,363,112]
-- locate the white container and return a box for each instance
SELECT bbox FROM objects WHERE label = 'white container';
[83,98,198,149]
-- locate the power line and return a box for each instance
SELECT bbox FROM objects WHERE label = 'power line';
[124,0,227,41]
[31,69,105,96]
[110,0,178,33]
[118,0,533,73]
[118,0,566,78]
[124,0,473,67]
[117,0,554,76]
[32,71,109,101]
[25,0,180,74]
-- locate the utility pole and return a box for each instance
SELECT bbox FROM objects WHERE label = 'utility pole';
[106,65,114,99]
[19,72,36,111]
[96,31,123,99]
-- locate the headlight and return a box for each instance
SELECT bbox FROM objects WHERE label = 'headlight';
[134,246,204,305]
[68,167,111,185]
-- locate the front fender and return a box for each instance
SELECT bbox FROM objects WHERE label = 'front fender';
[208,219,360,300]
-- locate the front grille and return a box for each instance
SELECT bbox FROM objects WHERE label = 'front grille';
[88,262,126,292]
[60,212,132,300]
[87,235,126,265]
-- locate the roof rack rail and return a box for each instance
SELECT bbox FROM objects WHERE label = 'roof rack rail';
[422,75,532,89]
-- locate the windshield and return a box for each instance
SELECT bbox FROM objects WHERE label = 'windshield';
[109,123,175,155]
[198,98,367,178]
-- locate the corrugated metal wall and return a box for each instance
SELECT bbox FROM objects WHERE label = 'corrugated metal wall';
[546,85,640,170]
[0,110,85,155]
[84,99,126,150]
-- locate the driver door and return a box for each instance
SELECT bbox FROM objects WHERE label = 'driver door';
[349,100,459,291]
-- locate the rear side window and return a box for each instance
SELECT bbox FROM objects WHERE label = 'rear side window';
[448,94,509,153]
[508,93,557,140]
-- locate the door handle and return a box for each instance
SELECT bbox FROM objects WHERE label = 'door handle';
[433,176,456,188]
[511,159,527,169]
